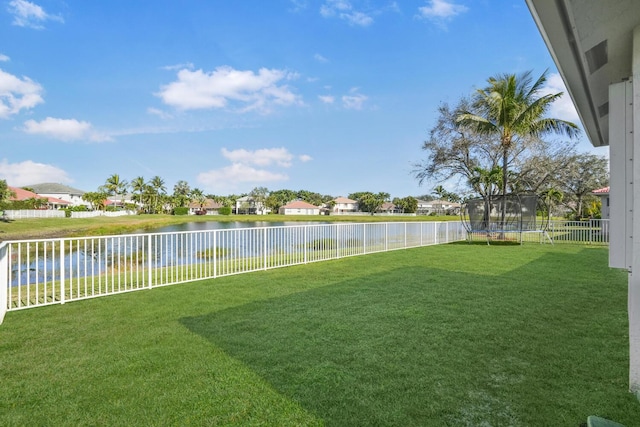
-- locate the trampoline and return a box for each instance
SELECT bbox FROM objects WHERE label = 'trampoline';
[461,194,552,244]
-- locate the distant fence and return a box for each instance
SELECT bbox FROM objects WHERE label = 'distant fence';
[70,211,133,218]
[4,210,65,219]
[0,221,466,323]
[3,210,135,220]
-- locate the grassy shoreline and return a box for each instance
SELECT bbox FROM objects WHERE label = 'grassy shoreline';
[0,213,458,241]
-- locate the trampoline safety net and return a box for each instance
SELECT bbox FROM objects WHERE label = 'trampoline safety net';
[461,194,550,243]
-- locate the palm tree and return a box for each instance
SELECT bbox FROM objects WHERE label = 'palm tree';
[130,176,146,210]
[104,174,128,210]
[541,187,563,218]
[173,180,191,208]
[149,176,166,214]
[190,188,206,214]
[457,69,580,224]
[432,185,447,200]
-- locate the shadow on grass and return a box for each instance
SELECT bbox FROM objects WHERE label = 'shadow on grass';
[180,250,638,426]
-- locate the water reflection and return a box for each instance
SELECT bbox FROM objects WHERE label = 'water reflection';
[135,220,329,234]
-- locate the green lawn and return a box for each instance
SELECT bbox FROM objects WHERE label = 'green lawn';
[1,243,638,426]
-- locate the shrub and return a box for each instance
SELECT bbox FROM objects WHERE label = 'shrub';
[219,206,232,215]
[174,207,189,216]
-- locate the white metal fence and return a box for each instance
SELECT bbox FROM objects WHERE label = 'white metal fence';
[0,221,467,323]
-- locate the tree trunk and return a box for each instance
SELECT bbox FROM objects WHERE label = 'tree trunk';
[501,147,508,229]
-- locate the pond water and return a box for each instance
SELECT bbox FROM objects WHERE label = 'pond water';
[134,220,330,234]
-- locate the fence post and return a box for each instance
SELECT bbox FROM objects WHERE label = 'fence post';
[263,227,268,270]
[304,225,308,263]
[147,234,153,289]
[404,223,407,248]
[336,223,341,259]
[0,243,8,324]
[363,224,366,254]
[213,230,217,278]
[59,239,65,305]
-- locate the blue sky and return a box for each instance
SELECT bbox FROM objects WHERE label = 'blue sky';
[0,0,607,199]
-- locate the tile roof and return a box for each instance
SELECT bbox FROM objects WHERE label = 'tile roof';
[8,186,69,205]
[333,197,357,204]
[281,200,319,209]
[28,183,86,195]
[8,186,45,201]
[188,199,223,209]
[592,187,610,194]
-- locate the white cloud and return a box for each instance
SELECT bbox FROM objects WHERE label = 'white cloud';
[539,73,581,124]
[22,117,112,142]
[197,147,311,192]
[8,0,63,30]
[197,163,288,192]
[342,88,368,110]
[221,147,294,167]
[289,0,308,12]
[156,66,302,113]
[0,69,44,118]
[161,62,194,71]
[417,0,467,24]
[0,158,71,186]
[318,95,335,104]
[320,0,374,26]
[314,53,329,63]
[0,54,10,62]
[147,107,174,120]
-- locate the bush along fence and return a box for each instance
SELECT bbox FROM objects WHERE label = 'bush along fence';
[0,221,468,323]
[0,219,610,324]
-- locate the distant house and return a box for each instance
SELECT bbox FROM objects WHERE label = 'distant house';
[331,197,358,214]
[8,186,70,209]
[235,196,269,215]
[188,199,223,215]
[593,186,610,219]
[279,200,320,215]
[416,199,432,215]
[28,183,88,207]
[416,199,461,215]
[377,202,401,214]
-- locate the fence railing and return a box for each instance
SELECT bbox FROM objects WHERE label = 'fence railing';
[0,221,467,323]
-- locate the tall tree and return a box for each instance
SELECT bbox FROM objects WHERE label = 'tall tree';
[149,176,166,214]
[130,176,147,212]
[0,180,15,209]
[190,188,206,212]
[102,173,128,209]
[412,99,503,201]
[349,191,390,215]
[173,180,191,208]
[265,189,297,212]
[249,187,269,214]
[558,153,609,219]
[457,70,580,202]
[82,191,109,211]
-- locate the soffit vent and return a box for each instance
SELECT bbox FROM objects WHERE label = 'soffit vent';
[598,102,609,118]
[585,40,608,74]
